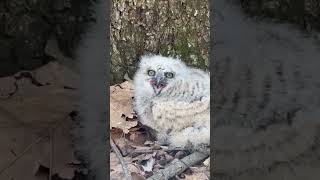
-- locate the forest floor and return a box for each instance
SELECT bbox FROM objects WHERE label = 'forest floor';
[110,81,210,180]
[0,61,209,180]
[0,62,80,180]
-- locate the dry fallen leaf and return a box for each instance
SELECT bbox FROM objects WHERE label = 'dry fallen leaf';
[110,152,145,180]
[128,131,148,145]
[0,62,78,180]
[110,81,137,133]
[33,61,79,88]
[132,153,154,163]
[110,152,125,180]
[0,76,16,100]
[113,137,135,156]
[131,172,146,180]
[185,167,210,180]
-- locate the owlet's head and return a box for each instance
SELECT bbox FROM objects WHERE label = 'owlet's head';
[134,54,188,96]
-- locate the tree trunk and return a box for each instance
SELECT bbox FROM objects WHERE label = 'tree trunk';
[111,0,209,84]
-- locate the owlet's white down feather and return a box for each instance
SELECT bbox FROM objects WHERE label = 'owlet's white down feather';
[133,55,210,153]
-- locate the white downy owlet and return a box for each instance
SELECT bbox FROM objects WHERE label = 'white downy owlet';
[133,55,210,153]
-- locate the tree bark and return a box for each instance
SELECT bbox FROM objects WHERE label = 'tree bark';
[111,0,209,84]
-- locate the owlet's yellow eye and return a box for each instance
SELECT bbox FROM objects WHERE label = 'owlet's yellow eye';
[165,72,174,78]
[147,70,156,76]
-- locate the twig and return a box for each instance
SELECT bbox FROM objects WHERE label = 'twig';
[127,146,186,155]
[0,114,70,176]
[0,134,49,175]
[110,137,132,180]
[147,151,209,180]
[49,128,54,180]
[160,146,185,151]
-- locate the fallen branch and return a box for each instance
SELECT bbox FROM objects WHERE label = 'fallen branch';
[49,129,54,180]
[0,134,49,176]
[127,146,185,155]
[0,114,73,177]
[0,114,76,177]
[110,137,132,180]
[147,151,209,180]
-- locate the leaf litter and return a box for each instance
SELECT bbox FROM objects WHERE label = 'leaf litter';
[0,62,82,180]
[110,81,137,134]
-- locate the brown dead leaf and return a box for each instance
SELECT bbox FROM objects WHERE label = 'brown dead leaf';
[184,167,210,180]
[127,164,141,174]
[113,137,136,156]
[110,152,125,180]
[132,153,154,163]
[128,131,148,145]
[0,62,78,180]
[0,66,78,126]
[0,76,16,99]
[110,152,145,180]
[110,152,120,167]
[110,81,137,134]
[131,172,146,180]
[33,61,79,88]
[183,172,209,180]
[51,120,77,179]
[111,128,125,140]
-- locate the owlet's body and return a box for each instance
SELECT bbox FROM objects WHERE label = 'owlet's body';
[133,55,210,152]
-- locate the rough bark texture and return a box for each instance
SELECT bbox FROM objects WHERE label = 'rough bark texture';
[0,0,210,84]
[213,0,320,179]
[111,0,210,84]
[0,0,94,77]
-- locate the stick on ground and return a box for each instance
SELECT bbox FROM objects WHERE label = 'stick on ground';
[147,151,209,180]
[110,137,132,180]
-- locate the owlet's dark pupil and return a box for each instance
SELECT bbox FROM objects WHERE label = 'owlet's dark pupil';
[148,70,155,76]
[165,72,174,78]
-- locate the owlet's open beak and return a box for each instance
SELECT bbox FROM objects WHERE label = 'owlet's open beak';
[151,74,167,95]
